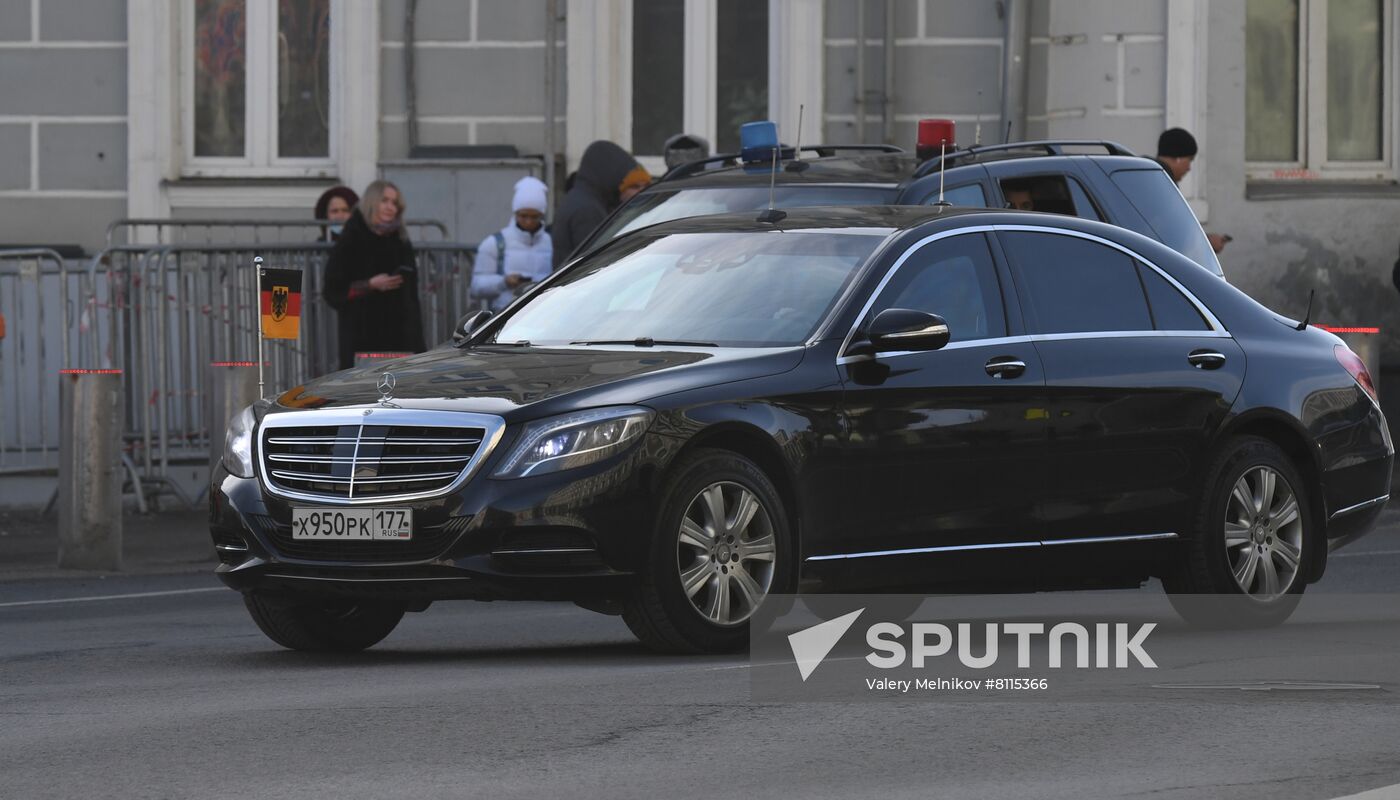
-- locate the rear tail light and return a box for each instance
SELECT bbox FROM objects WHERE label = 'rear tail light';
[1334,345,1378,404]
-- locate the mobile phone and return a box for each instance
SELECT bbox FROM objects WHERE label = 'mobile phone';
[394,265,417,275]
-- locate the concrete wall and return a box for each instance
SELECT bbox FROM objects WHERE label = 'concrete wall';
[822,0,1006,148]
[0,0,128,252]
[378,0,566,159]
[1034,0,1167,155]
[1204,0,1400,364]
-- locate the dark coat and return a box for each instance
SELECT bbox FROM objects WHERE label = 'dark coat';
[323,209,427,370]
[551,141,640,270]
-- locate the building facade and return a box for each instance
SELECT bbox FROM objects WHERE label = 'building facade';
[2,0,1398,356]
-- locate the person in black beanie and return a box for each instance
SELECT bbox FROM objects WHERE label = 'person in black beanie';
[1155,128,1229,254]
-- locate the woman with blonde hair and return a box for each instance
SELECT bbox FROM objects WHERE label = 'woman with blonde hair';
[323,179,426,370]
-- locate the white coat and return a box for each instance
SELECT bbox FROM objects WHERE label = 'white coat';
[472,222,553,312]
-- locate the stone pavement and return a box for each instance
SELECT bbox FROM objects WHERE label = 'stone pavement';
[0,508,214,581]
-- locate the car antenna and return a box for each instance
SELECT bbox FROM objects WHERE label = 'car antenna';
[1295,289,1315,331]
[933,140,952,208]
[757,138,787,223]
[786,104,809,172]
[975,95,983,146]
[1003,120,1012,144]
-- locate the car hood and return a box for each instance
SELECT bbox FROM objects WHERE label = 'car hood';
[267,344,806,421]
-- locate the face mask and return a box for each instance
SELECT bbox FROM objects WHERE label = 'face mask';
[329,223,344,236]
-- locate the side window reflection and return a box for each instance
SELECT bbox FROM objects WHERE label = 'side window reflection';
[871,234,1006,343]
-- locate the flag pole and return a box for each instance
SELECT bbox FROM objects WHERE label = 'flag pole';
[254,255,265,397]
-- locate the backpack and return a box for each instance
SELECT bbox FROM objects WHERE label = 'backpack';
[493,231,507,275]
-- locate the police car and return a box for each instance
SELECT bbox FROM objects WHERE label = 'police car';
[576,119,1224,278]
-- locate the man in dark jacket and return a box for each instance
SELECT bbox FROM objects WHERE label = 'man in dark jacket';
[323,180,427,370]
[551,140,651,270]
[1154,128,1229,255]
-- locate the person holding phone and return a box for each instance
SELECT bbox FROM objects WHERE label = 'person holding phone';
[323,180,427,370]
[473,176,553,312]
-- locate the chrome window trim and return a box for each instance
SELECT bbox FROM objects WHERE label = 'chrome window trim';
[833,223,1230,363]
[806,532,1178,562]
[257,407,507,506]
[1329,494,1390,519]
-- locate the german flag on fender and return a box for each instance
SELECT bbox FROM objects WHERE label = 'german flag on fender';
[259,267,303,340]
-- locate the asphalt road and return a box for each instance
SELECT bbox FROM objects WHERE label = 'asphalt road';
[4,519,1400,800]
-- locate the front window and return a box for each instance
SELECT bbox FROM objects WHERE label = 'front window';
[592,185,898,246]
[629,0,769,163]
[492,231,884,348]
[1245,0,1392,180]
[187,0,333,175]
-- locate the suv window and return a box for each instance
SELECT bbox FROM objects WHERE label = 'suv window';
[1107,169,1223,276]
[999,231,1152,334]
[869,233,1006,342]
[1138,262,1210,331]
[999,175,1101,220]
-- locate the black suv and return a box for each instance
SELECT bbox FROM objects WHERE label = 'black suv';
[576,138,1224,278]
[896,141,1223,277]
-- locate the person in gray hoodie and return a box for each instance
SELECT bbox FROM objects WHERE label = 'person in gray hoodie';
[551,140,651,270]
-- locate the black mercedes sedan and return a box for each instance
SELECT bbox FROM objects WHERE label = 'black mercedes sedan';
[210,206,1392,654]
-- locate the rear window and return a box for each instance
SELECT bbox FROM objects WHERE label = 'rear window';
[591,185,897,245]
[1108,169,1224,277]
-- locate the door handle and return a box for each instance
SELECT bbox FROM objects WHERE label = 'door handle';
[985,357,1027,379]
[1188,349,1227,370]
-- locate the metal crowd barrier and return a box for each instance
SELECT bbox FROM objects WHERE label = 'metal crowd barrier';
[1,241,482,505]
[0,248,70,476]
[105,217,451,246]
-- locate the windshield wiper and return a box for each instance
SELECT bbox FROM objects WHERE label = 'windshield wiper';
[570,337,717,348]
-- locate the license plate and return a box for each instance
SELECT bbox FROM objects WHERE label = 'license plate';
[291,508,413,541]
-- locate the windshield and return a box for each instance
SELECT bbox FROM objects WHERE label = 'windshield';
[589,185,898,246]
[1108,168,1224,277]
[492,231,883,347]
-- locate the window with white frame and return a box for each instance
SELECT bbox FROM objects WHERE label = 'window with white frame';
[184,0,335,176]
[1245,0,1393,180]
[629,0,770,163]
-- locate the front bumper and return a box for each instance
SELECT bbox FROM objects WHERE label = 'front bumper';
[209,433,678,602]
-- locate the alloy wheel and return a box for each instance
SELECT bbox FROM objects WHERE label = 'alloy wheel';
[1224,466,1304,598]
[676,481,777,625]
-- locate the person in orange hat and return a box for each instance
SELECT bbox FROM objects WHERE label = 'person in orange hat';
[551,140,651,270]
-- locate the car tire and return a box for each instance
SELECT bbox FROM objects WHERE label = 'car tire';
[244,593,405,652]
[623,448,793,654]
[1164,436,1313,628]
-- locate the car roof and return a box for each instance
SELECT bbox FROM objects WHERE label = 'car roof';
[646,152,919,191]
[913,140,1140,176]
[624,205,1037,237]
[628,204,1201,264]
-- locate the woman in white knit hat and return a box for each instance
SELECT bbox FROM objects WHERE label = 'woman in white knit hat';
[472,176,553,312]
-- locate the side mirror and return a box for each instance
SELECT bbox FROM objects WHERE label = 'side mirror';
[452,309,494,346]
[867,308,950,353]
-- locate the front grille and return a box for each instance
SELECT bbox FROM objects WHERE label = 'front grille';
[261,423,485,501]
[250,514,473,564]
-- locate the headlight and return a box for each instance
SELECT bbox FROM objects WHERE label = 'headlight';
[222,404,257,478]
[493,406,653,479]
